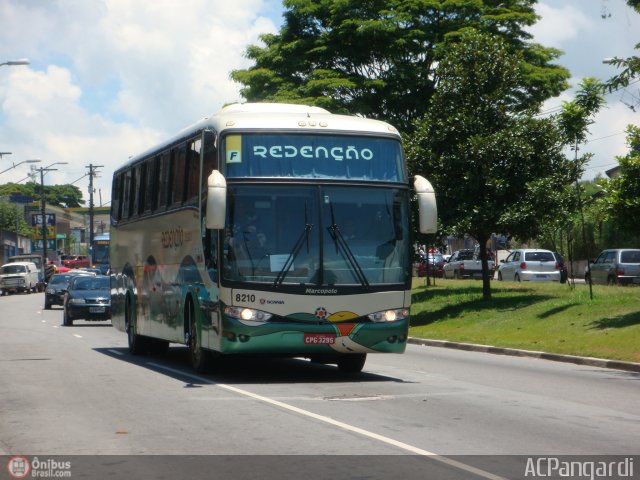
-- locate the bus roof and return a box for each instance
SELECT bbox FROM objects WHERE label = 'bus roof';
[121,103,401,170]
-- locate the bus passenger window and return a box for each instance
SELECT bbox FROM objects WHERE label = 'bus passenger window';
[137,162,147,216]
[112,174,122,221]
[185,138,201,205]
[172,144,187,206]
[201,131,217,195]
[123,170,134,219]
[145,158,158,213]
[157,151,170,209]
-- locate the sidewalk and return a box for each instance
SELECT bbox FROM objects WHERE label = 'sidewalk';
[408,337,640,373]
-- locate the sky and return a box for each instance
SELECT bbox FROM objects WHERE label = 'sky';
[1,0,639,207]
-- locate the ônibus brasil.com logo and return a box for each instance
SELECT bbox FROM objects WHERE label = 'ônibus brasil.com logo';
[7,456,72,478]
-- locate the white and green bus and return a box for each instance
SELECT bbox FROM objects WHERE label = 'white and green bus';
[110,103,436,373]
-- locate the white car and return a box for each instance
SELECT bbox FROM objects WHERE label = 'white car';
[497,249,561,282]
[0,261,40,294]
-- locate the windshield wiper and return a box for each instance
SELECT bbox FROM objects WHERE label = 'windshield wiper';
[273,204,314,288]
[327,203,370,289]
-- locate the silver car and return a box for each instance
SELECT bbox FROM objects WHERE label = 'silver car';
[497,249,561,282]
[585,249,640,285]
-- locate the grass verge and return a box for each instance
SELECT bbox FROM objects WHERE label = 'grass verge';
[410,278,640,363]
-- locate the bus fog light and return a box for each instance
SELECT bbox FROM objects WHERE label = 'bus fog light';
[238,334,250,342]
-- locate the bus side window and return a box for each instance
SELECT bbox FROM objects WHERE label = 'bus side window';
[112,173,122,222]
[201,131,217,195]
[185,138,201,206]
[157,151,171,209]
[137,162,147,216]
[122,170,133,220]
[145,157,158,213]
[171,144,187,206]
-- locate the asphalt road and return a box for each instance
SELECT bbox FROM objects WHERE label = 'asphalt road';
[1,292,638,479]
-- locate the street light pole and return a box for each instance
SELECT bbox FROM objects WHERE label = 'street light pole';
[0,159,41,175]
[0,59,30,67]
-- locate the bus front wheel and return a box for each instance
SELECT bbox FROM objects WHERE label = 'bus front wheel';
[187,298,213,373]
[126,296,148,355]
[337,353,366,373]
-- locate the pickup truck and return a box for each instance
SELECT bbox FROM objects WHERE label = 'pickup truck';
[443,248,495,279]
[62,255,91,269]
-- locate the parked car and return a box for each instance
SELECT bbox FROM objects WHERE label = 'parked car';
[497,249,561,282]
[0,262,40,295]
[44,271,96,309]
[414,253,446,277]
[62,255,91,269]
[585,249,640,285]
[443,249,494,279]
[8,254,45,291]
[552,252,568,284]
[63,274,111,326]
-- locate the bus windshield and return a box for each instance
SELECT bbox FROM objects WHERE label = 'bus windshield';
[223,133,406,182]
[221,185,410,289]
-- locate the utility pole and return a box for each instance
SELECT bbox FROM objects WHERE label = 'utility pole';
[86,164,104,259]
[37,167,57,262]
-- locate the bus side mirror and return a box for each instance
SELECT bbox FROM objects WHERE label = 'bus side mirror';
[414,175,437,234]
[206,170,227,229]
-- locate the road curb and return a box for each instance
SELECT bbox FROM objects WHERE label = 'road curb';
[408,338,640,373]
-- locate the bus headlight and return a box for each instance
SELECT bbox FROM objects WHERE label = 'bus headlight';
[224,306,272,322]
[367,308,409,323]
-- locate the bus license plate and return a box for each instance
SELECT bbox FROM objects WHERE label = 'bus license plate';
[304,333,336,345]
[90,307,105,313]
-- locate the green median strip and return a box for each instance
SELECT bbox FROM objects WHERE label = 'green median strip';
[410,278,640,363]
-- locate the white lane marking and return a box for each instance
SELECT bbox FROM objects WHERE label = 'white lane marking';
[73,334,83,338]
[42,320,47,323]
[147,362,506,480]
[107,349,124,356]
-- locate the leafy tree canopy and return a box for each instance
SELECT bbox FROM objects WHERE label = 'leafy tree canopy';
[0,182,84,208]
[603,1,640,92]
[406,30,597,299]
[597,125,640,237]
[232,0,570,132]
[0,200,31,235]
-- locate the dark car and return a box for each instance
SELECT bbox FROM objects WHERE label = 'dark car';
[585,249,640,285]
[415,253,446,277]
[63,275,111,326]
[552,252,568,284]
[44,272,95,309]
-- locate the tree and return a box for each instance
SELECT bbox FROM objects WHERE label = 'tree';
[556,77,605,284]
[0,200,31,236]
[0,182,84,208]
[406,29,580,300]
[597,126,640,237]
[603,1,640,93]
[231,0,570,132]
